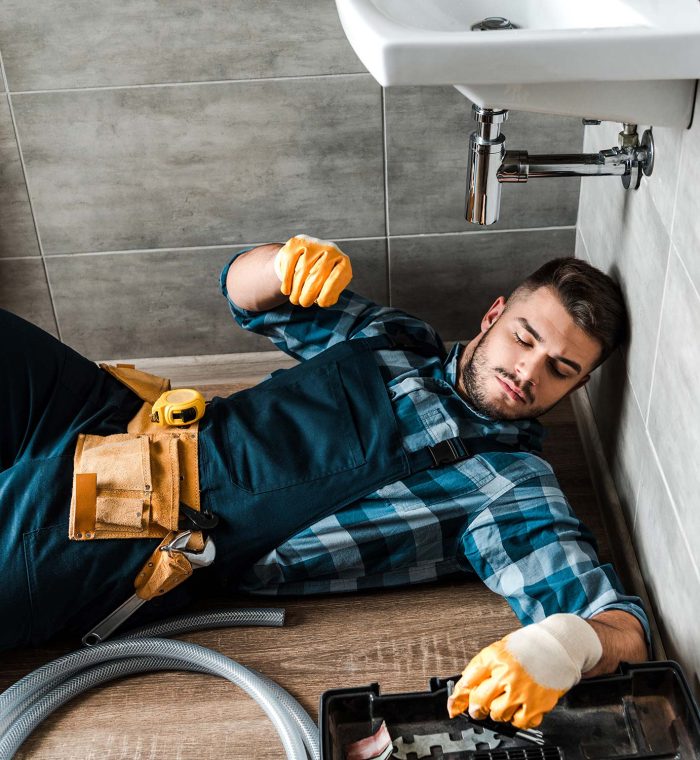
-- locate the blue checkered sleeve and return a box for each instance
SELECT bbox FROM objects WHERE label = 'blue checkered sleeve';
[459,466,651,642]
[220,250,445,361]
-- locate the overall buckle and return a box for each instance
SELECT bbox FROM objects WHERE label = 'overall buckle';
[428,438,470,467]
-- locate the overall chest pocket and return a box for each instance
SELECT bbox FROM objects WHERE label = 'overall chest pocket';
[221,360,366,493]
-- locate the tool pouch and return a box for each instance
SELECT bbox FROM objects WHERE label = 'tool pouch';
[69,363,201,541]
[134,531,204,600]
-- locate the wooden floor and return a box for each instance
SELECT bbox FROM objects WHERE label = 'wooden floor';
[0,360,618,759]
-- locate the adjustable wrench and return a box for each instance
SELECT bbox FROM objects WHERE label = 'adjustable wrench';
[82,530,216,646]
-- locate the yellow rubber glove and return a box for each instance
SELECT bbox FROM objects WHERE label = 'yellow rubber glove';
[447,614,603,729]
[274,235,352,308]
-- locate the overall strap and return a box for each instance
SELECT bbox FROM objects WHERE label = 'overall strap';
[406,436,521,473]
[381,333,521,471]
[384,329,448,360]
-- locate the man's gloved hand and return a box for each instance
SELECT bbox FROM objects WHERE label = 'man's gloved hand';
[447,614,603,729]
[274,234,353,308]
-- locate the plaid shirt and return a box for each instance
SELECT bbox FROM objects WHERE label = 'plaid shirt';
[221,254,650,640]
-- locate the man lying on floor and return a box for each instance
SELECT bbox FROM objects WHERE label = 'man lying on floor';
[1,235,648,729]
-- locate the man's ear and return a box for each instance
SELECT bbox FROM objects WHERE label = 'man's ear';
[480,296,507,333]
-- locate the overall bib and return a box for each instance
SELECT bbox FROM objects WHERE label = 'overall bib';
[198,335,518,586]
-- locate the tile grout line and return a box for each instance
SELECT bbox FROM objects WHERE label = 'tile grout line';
[381,86,392,307]
[0,226,578,262]
[0,49,63,340]
[577,225,592,264]
[674,239,700,304]
[8,71,371,97]
[628,367,648,535]
[390,225,576,239]
[643,247,671,430]
[655,247,700,578]
[643,123,687,428]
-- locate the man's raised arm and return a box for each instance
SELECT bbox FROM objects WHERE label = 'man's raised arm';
[226,236,352,312]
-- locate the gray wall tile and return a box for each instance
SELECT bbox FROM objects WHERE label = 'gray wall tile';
[0,0,365,91]
[578,150,669,415]
[584,348,646,529]
[634,444,700,692]
[47,238,388,359]
[389,228,576,342]
[13,77,385,254]
[0,97,40,258]
[385,87,583,235]
[673,94,700,294]
[574,227,588,264]
[0,258,57,335]
[646,249,700,548]
[579,111,700,692]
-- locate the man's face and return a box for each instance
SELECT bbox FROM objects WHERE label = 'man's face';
[457,286,603,420]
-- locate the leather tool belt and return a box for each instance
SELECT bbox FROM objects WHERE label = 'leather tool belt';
[69,363,210,616]
[69,363,201,542]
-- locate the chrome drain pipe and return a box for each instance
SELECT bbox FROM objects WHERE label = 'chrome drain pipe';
[465,106,508,225]
[465,105,655,225]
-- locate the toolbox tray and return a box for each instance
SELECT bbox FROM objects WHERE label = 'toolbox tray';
[320,661,700,759]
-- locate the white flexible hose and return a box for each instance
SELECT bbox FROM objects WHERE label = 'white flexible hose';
[0,609,320,760]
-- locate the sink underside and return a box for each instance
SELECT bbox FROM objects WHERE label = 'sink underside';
[337,0,700,126]
[456,80,697,128]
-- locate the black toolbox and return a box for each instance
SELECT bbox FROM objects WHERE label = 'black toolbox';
[320,661,700,759]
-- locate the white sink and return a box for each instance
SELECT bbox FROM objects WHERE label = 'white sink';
[336,0,700,126]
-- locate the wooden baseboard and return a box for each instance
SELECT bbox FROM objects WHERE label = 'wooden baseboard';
[100,350,297,387]
[571,388,665,659]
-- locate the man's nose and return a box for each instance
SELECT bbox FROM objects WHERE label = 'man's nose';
[515,355,541,387]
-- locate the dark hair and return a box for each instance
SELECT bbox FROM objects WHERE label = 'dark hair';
[509,257,628,366]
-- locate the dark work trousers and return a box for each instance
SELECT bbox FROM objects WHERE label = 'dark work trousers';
[2,309,504,650]
[0,309,193,649]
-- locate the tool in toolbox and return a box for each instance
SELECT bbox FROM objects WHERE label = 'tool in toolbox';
[392,725,502,758]
[82,529,216,645]
[150,388,207,426]
[472,748,564,759]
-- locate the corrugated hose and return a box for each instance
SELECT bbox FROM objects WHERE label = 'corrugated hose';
[0,608,320,760]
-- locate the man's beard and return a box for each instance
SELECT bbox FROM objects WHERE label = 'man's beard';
[460,329,552,420]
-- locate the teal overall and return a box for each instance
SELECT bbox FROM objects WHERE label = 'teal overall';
[199,333,517,582]
[2,310,516,649]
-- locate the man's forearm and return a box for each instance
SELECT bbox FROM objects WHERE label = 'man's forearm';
[585,610,648,677]
[226,243,285,312]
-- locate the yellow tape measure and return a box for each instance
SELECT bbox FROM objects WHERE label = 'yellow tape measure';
[151,389,206,427]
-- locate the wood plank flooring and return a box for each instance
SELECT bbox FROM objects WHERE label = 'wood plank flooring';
[0,358,619,759]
